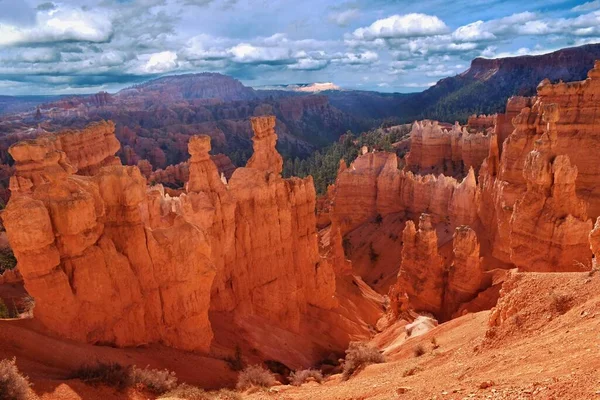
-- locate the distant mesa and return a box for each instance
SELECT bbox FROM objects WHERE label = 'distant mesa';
[255,82,342,92]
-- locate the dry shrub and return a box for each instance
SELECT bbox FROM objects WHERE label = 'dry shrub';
[551,293,573,315]
[342,342,384,380]
[236,365,276,390]
[402,365,423,377]
[71,362,132,390]
[72,363,177,394]
[159,384,211,400]
[430,337,439,349]
[413,344,425,357]
[289,369,323,386]
[159,386,242,400]
[213,389,242,400]
[131,365,178,394]
[0,358,31,400]
[0,299,9,319]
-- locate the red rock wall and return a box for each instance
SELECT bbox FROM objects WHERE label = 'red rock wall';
[479,61,600,267]
[404,120,491,177]
[2,117,379,367]
[331,151,479,235]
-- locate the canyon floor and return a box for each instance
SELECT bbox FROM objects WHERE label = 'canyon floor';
[3,270,599,400]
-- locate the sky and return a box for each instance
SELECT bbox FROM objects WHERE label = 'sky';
[0,0,599,95]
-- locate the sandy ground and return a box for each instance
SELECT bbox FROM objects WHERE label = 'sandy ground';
[3,271,600,399]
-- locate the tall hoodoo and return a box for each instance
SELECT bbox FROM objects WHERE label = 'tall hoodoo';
[246,116,283,175]
[444,226,484,315]
[390,214,445,317]
[3,135,216,351]
[2,116,378,368]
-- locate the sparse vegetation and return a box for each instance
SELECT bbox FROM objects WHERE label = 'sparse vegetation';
[236,365,276,390]
[131,365,178,394]
[159,384,211,400]
[0,248,17,275]
[71,363,177,394]
[282,126,410,194]
[413,344,426,357]
[402,365,423,377]
[158,385,242,400]
[0,358,31,400]
[342,342,384,380]
[19,296,35,318]
[374,214,383,225]
[431,337,439,349]
[0,299,9,319]
[70,362,132,390]
[289,369,323,386]
[551,293,573,315]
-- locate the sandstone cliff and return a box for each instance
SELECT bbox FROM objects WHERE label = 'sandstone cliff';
[331,151,479,235]
[3,154,216,351]
[390,214,445,317]
[404,120,491,177]
[479,61,600,268]
[3,116,381,368]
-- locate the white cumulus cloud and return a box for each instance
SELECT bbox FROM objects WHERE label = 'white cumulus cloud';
[352,13,448,40]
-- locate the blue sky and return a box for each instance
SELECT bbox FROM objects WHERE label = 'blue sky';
[0,0,598,95]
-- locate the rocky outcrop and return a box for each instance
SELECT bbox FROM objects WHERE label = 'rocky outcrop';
[3,155,216,351]
[389,218,487,321]
[8,120,120,196]
[444,226,484,314]
[389,214,445,317]
[479,62,600,268]
[508,147,592,271]
[590,218,600,262]
[246,116,283,175]
[53,121,121,175]
[331,151,479,235]
[3,117,379,368]
[147,154,235,189]
[467,114,496,131]
[404,120,491,177]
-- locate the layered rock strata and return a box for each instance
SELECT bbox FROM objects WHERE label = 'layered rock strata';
[331,151,479,235]
[389,218,486,320]
[479,62,600,267]
[3,116,374,367]
[404,120,491,176]
[389,214,445,317]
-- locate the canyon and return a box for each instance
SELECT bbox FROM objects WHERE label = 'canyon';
[2,55,600,400]
[1,114,383,373]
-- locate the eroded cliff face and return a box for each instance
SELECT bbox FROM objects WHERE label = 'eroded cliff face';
[246,116,283,175]
[331,151,479,235]
[389,217,486,321]
[3,135,216,351]
[404,120,491,177]
[479,61,600,268]
[327,63,600,326]
[390,214,445,317]
[3,116,380,368]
